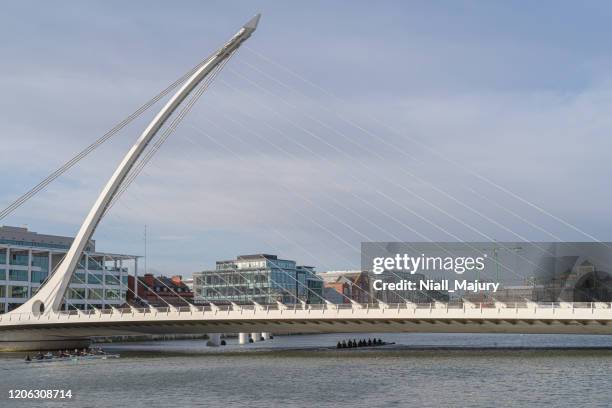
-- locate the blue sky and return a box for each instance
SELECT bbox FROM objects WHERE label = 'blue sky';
[2,1,612,276]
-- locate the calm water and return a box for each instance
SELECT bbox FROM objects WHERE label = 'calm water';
[1,333,611,407]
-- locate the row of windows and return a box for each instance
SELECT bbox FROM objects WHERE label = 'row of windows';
[0,249,127,272]
[236,260,267,269]
[0,270,127,285]
[0,286,28,298]
[0,252,51,269]
[69,273,127,285]
[0,269,32,281]
[217,260,298,271]
[0,285,128,300]
[197,287,283,297]
[194,270,320,288]
[195,272,270,286]
[66,288,124,300]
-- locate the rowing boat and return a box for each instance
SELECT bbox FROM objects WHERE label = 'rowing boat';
[25,354,120,363]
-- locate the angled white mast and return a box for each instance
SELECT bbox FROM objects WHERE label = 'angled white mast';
[17,14,261,315]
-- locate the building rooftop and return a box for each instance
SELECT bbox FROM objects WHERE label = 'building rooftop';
[237,254,277,260]
[0,225,95,251]
[318,270,366,283]
[0,225,139,259]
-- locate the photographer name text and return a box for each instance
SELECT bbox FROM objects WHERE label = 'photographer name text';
[373,279,499,293]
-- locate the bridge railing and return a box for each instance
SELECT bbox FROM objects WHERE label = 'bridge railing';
[3,301,612,323]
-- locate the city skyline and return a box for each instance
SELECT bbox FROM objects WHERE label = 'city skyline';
[3,1,612,276]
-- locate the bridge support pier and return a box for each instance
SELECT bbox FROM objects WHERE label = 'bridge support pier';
[262,332,271,341]
[238,332,249,345]
[207,333,221,347]
[251,332,260,342]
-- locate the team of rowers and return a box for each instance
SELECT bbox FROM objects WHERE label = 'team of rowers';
[336,338,389,349]
[25,347,107,361]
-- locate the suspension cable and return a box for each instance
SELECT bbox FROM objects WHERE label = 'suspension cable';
[102,51,236,217]
[188,121,424,305]
[0,54,219,222]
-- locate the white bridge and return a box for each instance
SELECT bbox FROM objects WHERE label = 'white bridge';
[2,301,612,350]
[2,14,612,351]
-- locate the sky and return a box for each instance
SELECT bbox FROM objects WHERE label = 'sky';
[2,1,612,276]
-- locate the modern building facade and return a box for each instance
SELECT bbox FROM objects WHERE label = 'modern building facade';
[0,225,137,312]
[192,254,324,305]
[183,277,194,291]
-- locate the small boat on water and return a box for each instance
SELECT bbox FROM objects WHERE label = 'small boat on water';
[335,338,395,350]
[24,348,119,363]
[25,354,120,363]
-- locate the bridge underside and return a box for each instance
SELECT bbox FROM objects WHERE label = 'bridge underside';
[2,317,611,351]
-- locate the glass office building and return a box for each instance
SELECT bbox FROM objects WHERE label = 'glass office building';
[0,225,138,312]
[192,254,324,305]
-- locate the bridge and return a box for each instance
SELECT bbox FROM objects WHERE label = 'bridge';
[2,301,612,350]
[2,14,612,351]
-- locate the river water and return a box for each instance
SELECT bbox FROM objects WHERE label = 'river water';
[1,333,611,407]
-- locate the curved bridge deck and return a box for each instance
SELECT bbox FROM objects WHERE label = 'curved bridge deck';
[3,302,612,343]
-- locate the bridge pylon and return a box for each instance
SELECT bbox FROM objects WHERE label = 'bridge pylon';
[9,14,261,319]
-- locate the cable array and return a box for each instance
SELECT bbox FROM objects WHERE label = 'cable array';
[0,55,216,221]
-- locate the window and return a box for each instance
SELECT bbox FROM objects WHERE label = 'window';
[70,273,86,284]
[0,269,5,280]
[88,274,103,284]
[8,286,28,298]
[105,289,120,300]
[31,271,48,283]
[0,286,5,297]
[9,252,28,266]
[67,288,86,300]
[7,302,23,311]
[88,288,103,300]
[9,269,28,281]
[31,254,49,272]
[88,258,103,270]
[105,275,120,285]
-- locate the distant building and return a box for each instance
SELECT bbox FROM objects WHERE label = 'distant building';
[464,257,612,304]
[0,225,137,312]
[183,277,194,291]
[127,274,194,307]
[318,271,372,304]
[192,254,324,305]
